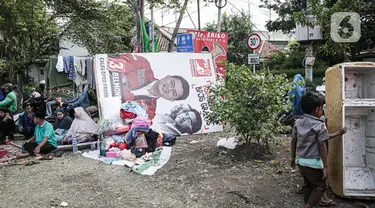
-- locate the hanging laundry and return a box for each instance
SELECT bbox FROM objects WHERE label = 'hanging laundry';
[120,101,148,119]
[73,57,84,90]
[45,57,73,89]
[68,56,75,80]
[86,58,96,89]
[63,56,70,73]
[56,56,64,72]
[76,58,86,76]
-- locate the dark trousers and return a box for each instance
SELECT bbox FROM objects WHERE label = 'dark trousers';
[298,165,328,206]
[24,142,56,155]
[21,132,34,140]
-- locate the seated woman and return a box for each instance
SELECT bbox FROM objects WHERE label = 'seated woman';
[61,107,99,145]
[0,108,15,144]
[54,109,73,144]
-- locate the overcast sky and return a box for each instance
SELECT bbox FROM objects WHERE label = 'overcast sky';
[144,0,278,31]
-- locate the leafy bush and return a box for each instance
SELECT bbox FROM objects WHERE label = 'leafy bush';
[22,82,39,95]
[205,64,292,152]
[269,67,326,85]
[266,41,306,70]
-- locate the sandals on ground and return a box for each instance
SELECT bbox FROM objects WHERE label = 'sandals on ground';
[319,199,337,206]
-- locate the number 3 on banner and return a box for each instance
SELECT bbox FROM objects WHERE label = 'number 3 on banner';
[107,58,126,72]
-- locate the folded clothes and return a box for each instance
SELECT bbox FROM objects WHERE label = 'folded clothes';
[131,117,151,129]
[125,126,150,147]
[121,101,148,118]
[120,110,136,120]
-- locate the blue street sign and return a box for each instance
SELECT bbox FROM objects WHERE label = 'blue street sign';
[176,33,194,52]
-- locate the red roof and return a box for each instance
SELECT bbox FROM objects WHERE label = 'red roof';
[254,41,280,58]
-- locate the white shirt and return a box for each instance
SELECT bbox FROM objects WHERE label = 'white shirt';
[131,81,157,98]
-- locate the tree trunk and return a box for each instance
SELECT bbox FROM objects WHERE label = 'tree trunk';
[167,0,189,52]
[16,68,26,111]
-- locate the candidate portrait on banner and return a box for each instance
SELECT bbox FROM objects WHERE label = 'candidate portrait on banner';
[95,53,224,135]
[152,104,203,136]
[106,54,190,119]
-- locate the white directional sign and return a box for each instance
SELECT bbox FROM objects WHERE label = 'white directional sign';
[248,54,260,64]
[247,33,262,50]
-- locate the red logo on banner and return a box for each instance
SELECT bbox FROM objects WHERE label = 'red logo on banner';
[190,59,212,77]
[187,30,228,79]
[107,57,126,72]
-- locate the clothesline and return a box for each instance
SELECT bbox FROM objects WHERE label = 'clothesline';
[44,56,96,99]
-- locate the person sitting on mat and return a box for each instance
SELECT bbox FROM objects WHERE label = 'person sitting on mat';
[18,103,36,140]
[61,107,99,145]
[0,108,15,144]
[54,109,73,144]
[21,111,57,159]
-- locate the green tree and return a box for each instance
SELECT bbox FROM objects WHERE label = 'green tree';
[0,0,136,84]
[294,0,375,62]
[206,13,253,65]
[259,0,306,33]
[266,40,305,70]
[0,0,60,85]
[0,0,137,109]
[204,63,291,152]
[47,0,136,54]
[261,0,375,65]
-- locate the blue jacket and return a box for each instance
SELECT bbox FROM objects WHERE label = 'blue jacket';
[0,91,4,102]
[67,90,90,110]
[288,74,306,116]
[19,112,36,133]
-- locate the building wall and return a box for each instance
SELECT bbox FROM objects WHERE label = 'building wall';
[28,64,44,83]
[27,37,90,84]
[58,37,90,57]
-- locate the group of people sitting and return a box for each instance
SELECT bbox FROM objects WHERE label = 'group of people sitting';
[44,86,98,119]
[0,81,100,159]
[13,105,99,159]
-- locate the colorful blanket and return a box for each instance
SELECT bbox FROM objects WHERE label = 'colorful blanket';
[0,145,21,163]
[81,147,172,175]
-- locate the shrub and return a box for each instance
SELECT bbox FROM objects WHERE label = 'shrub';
[205,63,292,152]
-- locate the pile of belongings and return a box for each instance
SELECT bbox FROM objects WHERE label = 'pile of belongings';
[99,101,177,161]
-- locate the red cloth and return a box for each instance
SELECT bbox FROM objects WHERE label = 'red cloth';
[118,143,127,150]
[120,110,136,120]
[0,150,8,158]
[109,142,127,150]
[108,54,158,120]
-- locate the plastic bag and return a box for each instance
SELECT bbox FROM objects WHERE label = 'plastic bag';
[121,149,136,161]
[135,134,148,149]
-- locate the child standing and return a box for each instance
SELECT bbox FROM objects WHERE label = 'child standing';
[291,91,329,208]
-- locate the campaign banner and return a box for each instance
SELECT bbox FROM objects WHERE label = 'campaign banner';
[95,53,223,136]
[187,30,228,80]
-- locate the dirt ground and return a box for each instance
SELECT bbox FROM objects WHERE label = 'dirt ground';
[0,132,374,208]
